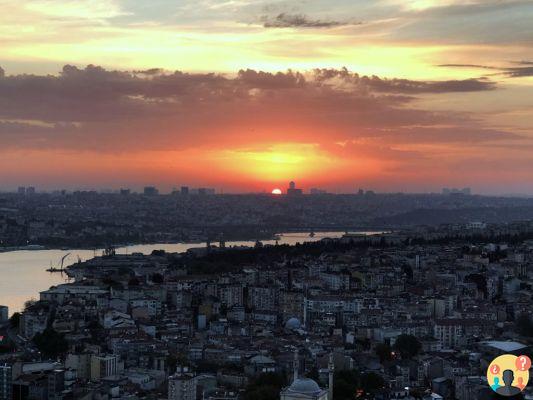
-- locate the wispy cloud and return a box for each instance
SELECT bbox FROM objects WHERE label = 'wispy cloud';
[261,13,360,28]
[437,64,499,70]
[312,68,496,93]
[439,61,533,78]
[505,61,533,77]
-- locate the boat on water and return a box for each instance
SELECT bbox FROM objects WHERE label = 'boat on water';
[309,231,315,237]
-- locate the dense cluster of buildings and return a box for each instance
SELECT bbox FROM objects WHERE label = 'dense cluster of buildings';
[0,223,532,399]
[2,188,533,250]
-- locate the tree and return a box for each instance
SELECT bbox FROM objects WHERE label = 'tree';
[306,367,319,381]
[167,352,189,374]
[33,327,68,358]
[243,372,287,400]
[0,334,14,354]
[333,370,360,400]
[23,299,37,311]
[9,312,20,329]
[465,273,488,297]
[375,343,392,363]
[393,335,421,359]
[360,372,385,394]
[516,314,533,338]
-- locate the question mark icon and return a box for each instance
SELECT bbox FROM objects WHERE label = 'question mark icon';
[515,355,531,371]
[491,364,500,374]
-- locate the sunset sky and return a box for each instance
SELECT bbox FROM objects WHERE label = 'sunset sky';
[1,0,533,194]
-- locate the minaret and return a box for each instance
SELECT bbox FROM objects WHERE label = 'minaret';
[303,290,308,328]
[328,353,334,400]
[293,349,299,382]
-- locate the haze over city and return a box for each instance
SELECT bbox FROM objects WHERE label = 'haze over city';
[1,0,533,194]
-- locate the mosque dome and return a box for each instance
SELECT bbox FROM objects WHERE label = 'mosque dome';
[287,378,322,394]
[285,317,301,330]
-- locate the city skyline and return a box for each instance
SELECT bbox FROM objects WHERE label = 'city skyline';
[1,183,477,196]
[1,1,533,194]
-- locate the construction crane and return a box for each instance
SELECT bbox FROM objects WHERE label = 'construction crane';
[46,252,71,273]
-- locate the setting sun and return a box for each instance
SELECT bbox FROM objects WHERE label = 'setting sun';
[271,188,282,195]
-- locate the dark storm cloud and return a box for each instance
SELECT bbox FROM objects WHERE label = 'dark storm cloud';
[261,13,359,28]
[0,64,516,152]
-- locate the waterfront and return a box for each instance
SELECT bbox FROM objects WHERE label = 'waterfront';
[0,231,380,315]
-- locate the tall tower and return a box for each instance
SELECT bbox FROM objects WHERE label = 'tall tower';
[0,364,13,400]
[293,349,299,382]
[328,353,334,400]
[303,296,307,328]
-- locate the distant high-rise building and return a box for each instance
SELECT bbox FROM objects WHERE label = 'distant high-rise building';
[357,189,364,196]
[17,186,26,195]
[26,186,36,195]
[287,181,303,196]
[120,188,130,195]
[143,186,159,196]
[168,367,196,400]
[181,186,189,195]
[0,364,12,400]
[0,306,7,323]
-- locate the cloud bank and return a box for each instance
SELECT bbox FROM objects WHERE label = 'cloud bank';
[0,64,528,192]
[0,65,506,152]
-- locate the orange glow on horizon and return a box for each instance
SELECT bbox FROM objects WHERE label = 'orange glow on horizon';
[0,144,392,192]
[211,143,344,183]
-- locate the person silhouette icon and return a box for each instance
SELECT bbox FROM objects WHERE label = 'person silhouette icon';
[496,370,521,396]
[491,376,501,391]
[516,377,525,391]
